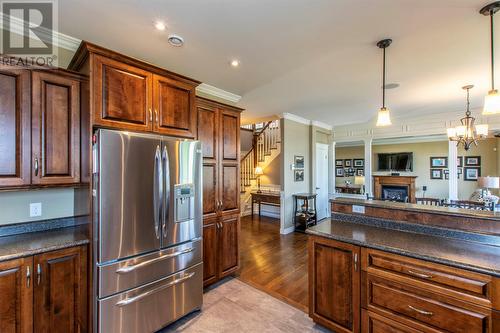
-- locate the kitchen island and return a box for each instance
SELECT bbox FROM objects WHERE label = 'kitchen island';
[307,198,500,333]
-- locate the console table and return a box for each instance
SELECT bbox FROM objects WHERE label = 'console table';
[251,192,281,218]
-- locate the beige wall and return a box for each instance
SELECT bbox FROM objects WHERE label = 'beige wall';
[0,188,88,225]
[261,154,282,185]
[335,138,499,200]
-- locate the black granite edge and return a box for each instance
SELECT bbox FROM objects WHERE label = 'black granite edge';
[0,238,90,263]
[331,212,500,247]
[306,226,500,277]
[330,197,500,221]
[0,215,90,237]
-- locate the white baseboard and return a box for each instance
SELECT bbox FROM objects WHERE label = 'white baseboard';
[280,226,295,235]
[260,210,280,219]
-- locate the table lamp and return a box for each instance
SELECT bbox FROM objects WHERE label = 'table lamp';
[354,176,365,195]
[255,166,264,193]
[477,176,500,205]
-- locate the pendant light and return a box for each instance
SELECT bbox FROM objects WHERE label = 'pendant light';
[376,39,393,126]
[481,2,500,115]
[447,85,489,150]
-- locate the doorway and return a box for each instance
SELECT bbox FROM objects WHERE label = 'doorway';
[315,143,329,220]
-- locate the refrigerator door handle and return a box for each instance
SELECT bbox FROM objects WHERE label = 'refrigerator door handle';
[153,145,162,239]
[162,145,170,236]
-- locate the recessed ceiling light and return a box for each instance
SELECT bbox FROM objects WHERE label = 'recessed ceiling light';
[168,34,184,47]
[230,59,240,67]
[154,21,166,31]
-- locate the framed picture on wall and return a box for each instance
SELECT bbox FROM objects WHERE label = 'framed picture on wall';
[335,159,343,167]
[353,159,364,167]
[465,156,481,166]
[336,168,344,177]
[464,167,481,181]
[430,169,443,179]
[430,157,447,168]
[457,156,463,167]
[356,168,364,176]
[294,155,305,169]
[344,159,352,167]
[294,169,304,182]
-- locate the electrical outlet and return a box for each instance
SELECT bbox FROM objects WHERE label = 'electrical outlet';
[30,202,42,217]
[352,205,365,214]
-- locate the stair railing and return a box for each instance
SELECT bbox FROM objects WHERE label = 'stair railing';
[240,120,280,188]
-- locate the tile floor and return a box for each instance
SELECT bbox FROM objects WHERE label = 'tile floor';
[160,278,329,332]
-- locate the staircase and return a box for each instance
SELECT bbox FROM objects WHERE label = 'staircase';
[240,120,281,215]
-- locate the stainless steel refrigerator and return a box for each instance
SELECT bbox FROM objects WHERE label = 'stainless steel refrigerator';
[92,129,203,333]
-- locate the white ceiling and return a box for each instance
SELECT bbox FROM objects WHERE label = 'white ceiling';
[58,0,496,125]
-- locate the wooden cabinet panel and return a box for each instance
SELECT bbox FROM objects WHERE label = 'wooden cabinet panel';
[32,71,80,185]
[220,165,239,215]
[366,274,491,333]
[362,310,438,333]
[0,69,30,187]
[219,215,239,277]
[153,74,196,138]
[197,104,218,161]
[220,110,239,162]
[203,220,218,286]
[203,164,218,217]
[93,55,152,131]
[34,246,87,333]
[0,257,33,333]
[309,236,360,333]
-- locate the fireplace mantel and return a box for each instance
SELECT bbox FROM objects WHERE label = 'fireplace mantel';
[373,175,417,203]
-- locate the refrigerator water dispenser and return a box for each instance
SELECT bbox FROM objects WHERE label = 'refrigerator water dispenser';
[174,183,195,222]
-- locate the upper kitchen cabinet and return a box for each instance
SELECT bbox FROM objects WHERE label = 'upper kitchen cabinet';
[0,68,31,187]
[32,71,81,185]
[68,41,200,138]
[153,74,196,138]
[92,55,153,132]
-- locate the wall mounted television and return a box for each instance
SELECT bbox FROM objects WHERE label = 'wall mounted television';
[377,152,413,172]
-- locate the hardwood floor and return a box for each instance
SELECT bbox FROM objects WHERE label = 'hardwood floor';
[237,215,309,312]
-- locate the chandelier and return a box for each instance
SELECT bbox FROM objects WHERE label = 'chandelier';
[447,85,488,150]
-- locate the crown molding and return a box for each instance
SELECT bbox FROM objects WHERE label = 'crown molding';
[311,120,333,131]
[196,83,241,103]
[1,13,81,52]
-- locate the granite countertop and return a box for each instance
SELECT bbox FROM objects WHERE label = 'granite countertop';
[0,224,89,262]
[307,219,500,277]
[330,197,500,221]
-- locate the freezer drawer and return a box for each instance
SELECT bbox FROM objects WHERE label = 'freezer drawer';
[98,263,203,333]
[98,239,202,298]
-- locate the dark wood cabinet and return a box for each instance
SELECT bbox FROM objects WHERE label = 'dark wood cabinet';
[0,256,33,333]
[202,218,218,287]
[196,97,243,286]
[153,74,196,138]
[69,42,199,138]
[0,246,87,333]
[32,71,81,185]
[92,54,153,132]
[34,246,87,333]
[0,68,31,187]
[309,236,360,333]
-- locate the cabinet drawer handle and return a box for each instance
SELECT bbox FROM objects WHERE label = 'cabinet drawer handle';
[149,108,153,122]
[408,305,433,316]
[36,263,41,285]
[407,269,434,279]
[354,253,358,272]
[26,266,31,288]
[116,247,194,274]
[34,157,39,176]
[155,109,158,123]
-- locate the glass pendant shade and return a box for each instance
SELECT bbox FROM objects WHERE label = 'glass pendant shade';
[483,89,500,114]
[447,127,457,138]
[476,124,489,136]
[376,107,392,126]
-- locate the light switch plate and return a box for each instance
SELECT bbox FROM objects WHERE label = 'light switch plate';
[352,205,365,214]
[30,202,42,217]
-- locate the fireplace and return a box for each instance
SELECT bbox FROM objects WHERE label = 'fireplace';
[381,185,409,202]
[373,175,417,203]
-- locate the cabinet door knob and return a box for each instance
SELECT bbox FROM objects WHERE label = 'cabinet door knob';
[37,263,42,285]
[34,157,39,176]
